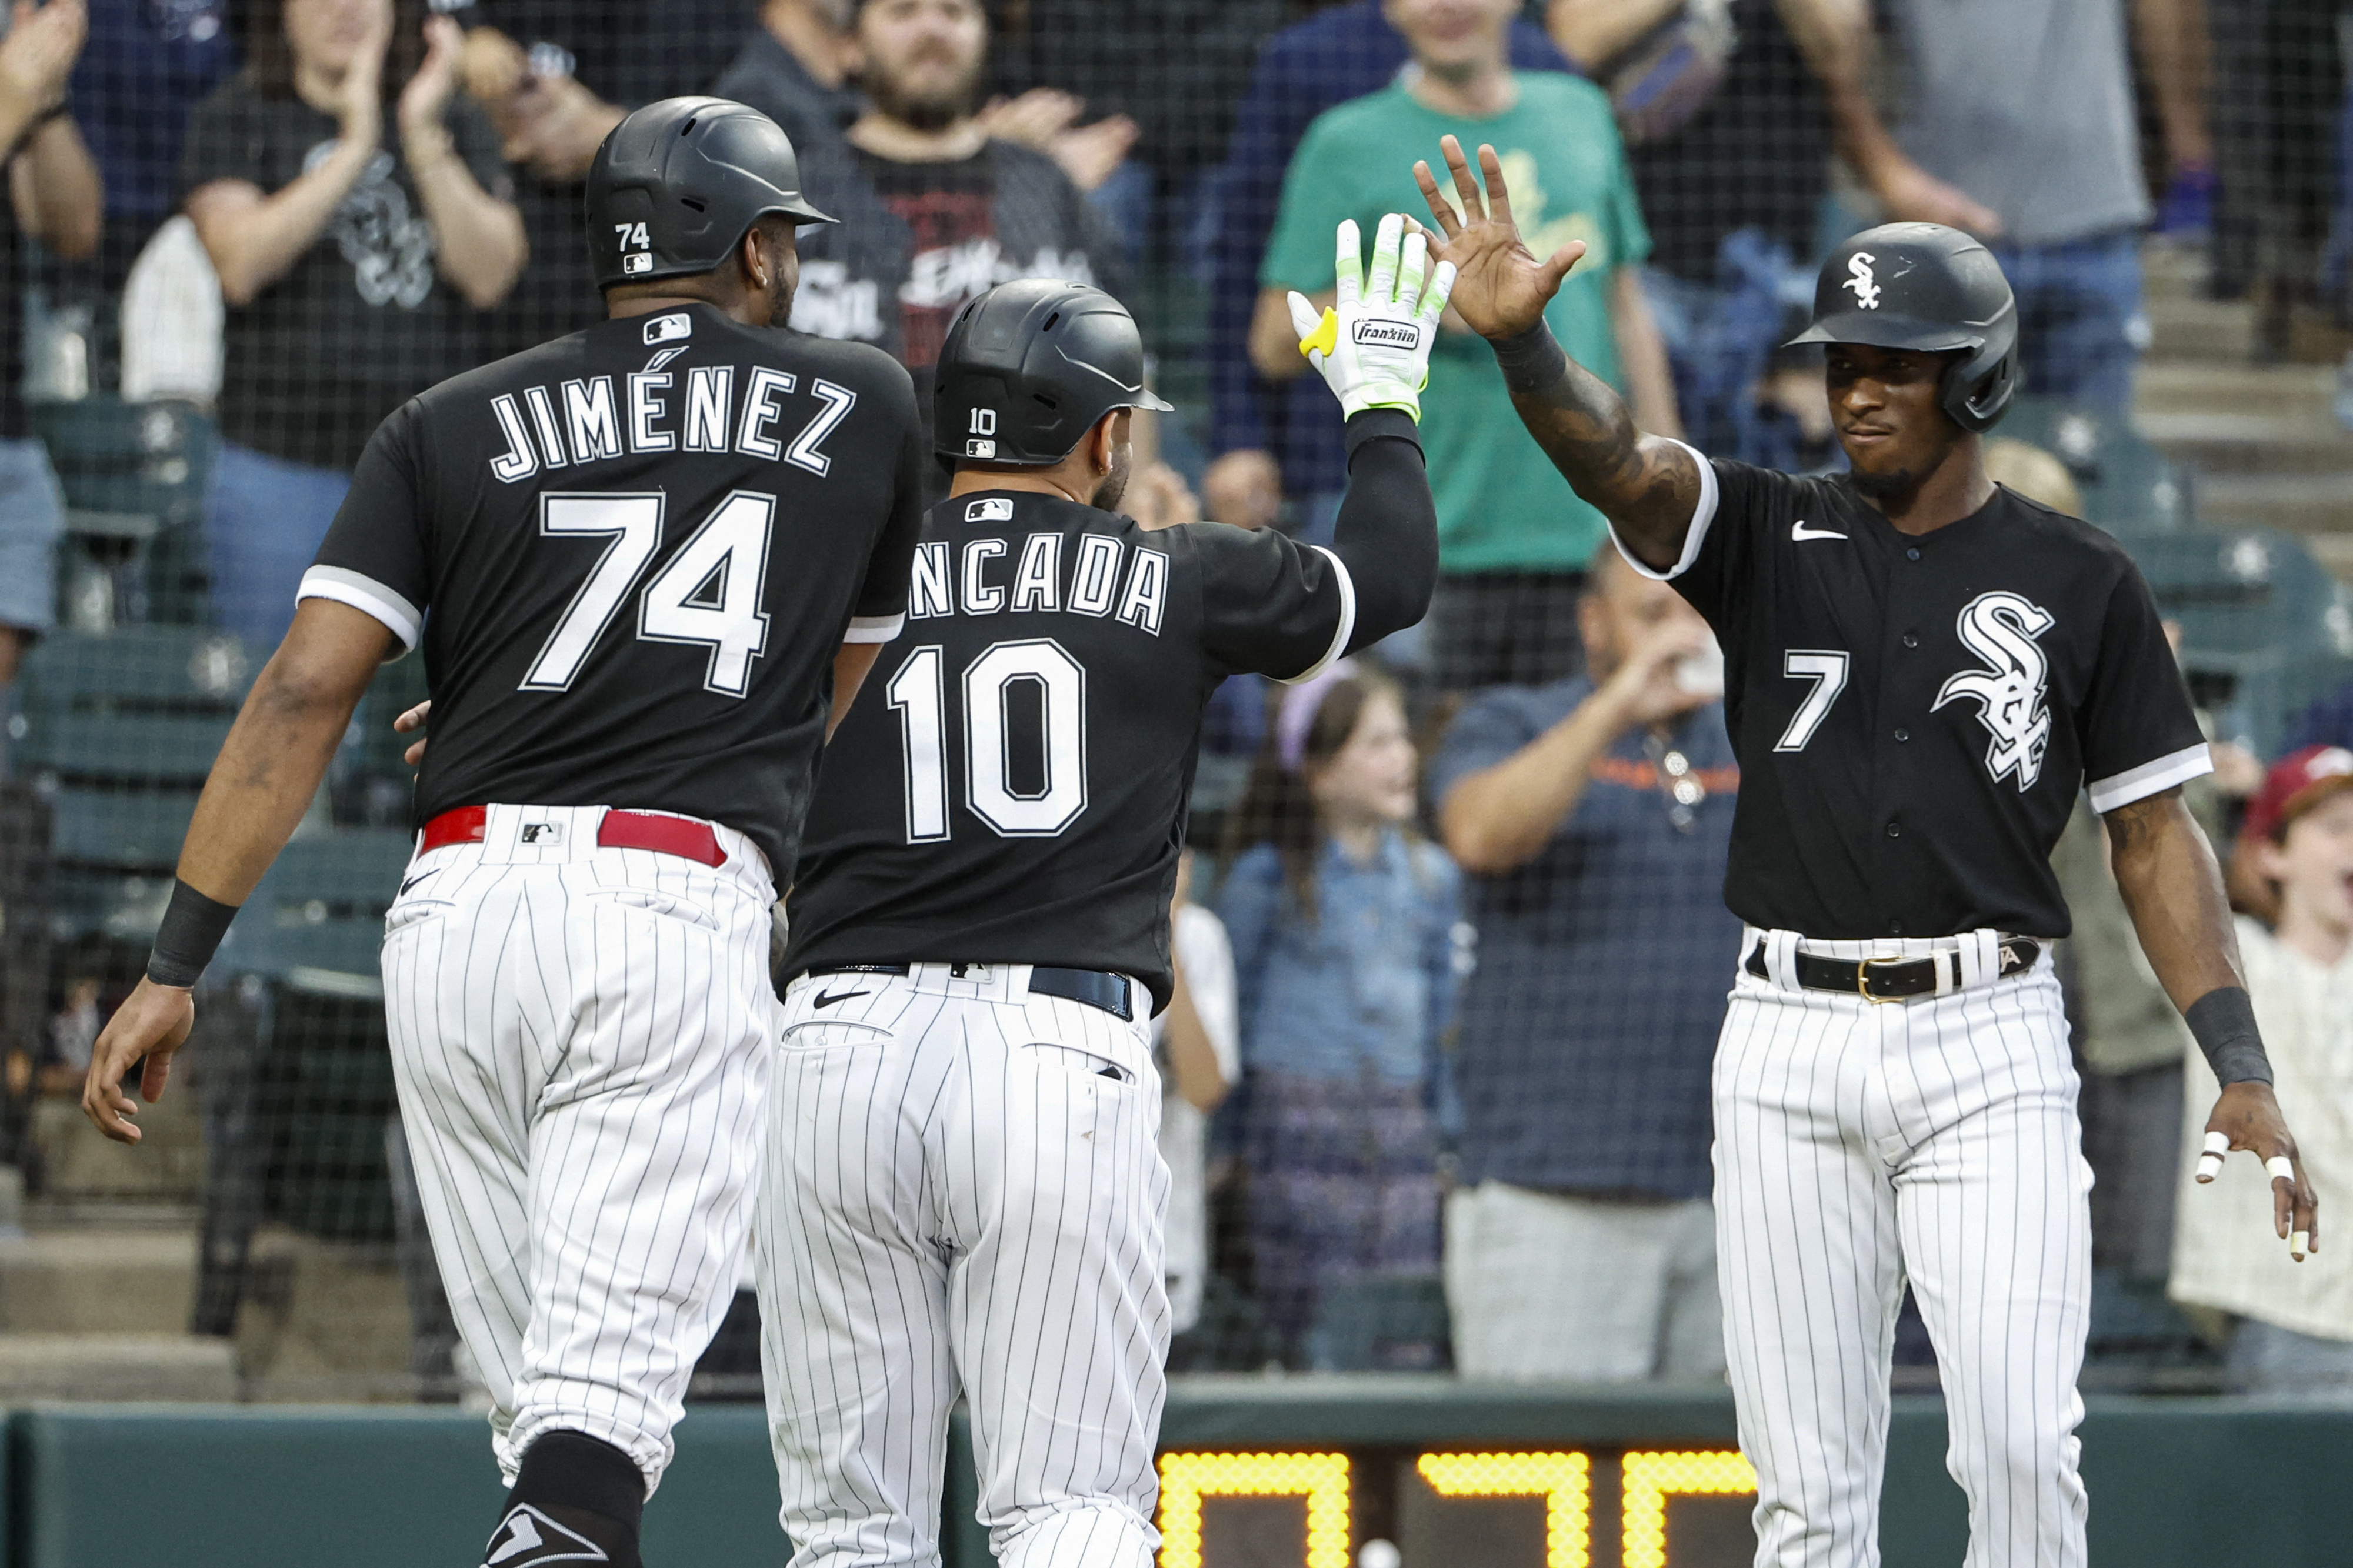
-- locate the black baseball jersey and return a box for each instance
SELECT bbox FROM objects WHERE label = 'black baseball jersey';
[304,302,925,878]
[784,490,1365,1012]
[1654,459,2210,940]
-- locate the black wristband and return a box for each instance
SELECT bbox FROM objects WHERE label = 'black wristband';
[1488,321,1569,396]
[146,879,241,989]
[2184,986,2272,1087]
[1341,407,1422,465]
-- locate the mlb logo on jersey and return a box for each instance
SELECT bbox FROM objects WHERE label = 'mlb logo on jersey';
[965,498,1014,523]
[643,313,692,345]
[521,822,565,845]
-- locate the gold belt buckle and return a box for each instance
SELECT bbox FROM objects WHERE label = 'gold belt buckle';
[1857,955,1907,1005]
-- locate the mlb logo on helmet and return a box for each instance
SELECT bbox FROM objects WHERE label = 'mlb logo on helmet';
[623,253,652,275]
[966,439,997,458]
[642,313,692,345]
[965,498,1014,523]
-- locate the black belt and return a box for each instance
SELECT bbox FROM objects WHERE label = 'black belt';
[808,963,1134,1022]
[1744,938,2041,1003]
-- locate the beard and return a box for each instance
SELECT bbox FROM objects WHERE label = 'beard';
[864,55,980,132]
[1849,464,1919,502]
[1091,441,1133,513]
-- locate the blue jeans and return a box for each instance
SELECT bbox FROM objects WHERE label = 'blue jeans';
[1989,229,2148,414]
[0,434,66,633]
[204,441,350,652]
[2225,1318,2353,1401]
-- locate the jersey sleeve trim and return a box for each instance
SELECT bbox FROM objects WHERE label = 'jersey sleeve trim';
[1278,545,1358,685]
[1606,438,1719,582]
[298,566,421,650]
[2088,741,2215,814]
[842,612,905,645]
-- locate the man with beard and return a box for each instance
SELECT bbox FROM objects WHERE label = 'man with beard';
[764,222,1448,1564]
[86,101,923,1568]
[787,0,1122,465]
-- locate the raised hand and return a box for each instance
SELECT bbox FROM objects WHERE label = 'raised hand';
[399,14,465,147]
[338,0,391,147]
[0,0,86,121]
[1409,135,1582,342]
[1284,212,1455,423]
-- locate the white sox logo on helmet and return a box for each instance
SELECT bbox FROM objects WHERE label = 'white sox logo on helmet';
[1934,590,2055,790]
[1844,252,1881,310]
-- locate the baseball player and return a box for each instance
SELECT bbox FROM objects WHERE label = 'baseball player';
[1411,137,2318,1567]
[81,98,924,1568]
[762,219,1450,1567]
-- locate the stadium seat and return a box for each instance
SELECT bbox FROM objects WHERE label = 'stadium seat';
[11,626,253,943]
[193,830,416,1330]
[29,397,218,624]
[1998,396,2194,536]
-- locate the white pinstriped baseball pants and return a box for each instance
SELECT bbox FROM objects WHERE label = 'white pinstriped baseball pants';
[381,804,778,1492]
[757,963,1169,1568]
[1718,928,2092,1568]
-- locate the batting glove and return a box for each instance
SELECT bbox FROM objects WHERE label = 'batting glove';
[1288,213,1457,423]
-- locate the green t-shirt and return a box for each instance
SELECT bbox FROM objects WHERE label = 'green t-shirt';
[1262,75,1649,573]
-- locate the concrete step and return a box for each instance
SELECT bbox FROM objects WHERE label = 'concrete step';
[2135,408,2353,474]
[0,1332,236,1401]
[2194,474,2353,536]
[2144,295,2256,363]
[0,1229,196,1333]
[2298,532,2353,583]
[2136,362,2339,419]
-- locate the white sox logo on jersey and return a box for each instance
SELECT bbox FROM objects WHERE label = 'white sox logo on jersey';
[1844,252,1881,310]
[1934,591,2056,790]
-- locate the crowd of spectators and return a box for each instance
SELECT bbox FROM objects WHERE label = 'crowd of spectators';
[0,0,2347,1388]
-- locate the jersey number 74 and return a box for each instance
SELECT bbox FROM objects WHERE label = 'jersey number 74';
[523,491,775,698]
[886,639,1088,841]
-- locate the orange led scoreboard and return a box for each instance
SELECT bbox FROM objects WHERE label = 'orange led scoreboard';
[1136,1383,1769,1568]
[1151,1444,1759,1568]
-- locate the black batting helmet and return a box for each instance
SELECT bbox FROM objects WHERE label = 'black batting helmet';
[933,280,1175,468]
[1786,222,2018,433]
[584,97,834,290]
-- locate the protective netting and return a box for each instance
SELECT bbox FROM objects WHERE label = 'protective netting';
[0,0,2344,1410]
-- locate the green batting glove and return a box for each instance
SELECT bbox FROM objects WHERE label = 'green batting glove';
[1288,213,1457,423]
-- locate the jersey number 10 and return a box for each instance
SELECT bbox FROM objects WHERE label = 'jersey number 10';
[886,640,1088,840]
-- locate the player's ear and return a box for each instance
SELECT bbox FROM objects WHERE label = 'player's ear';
[740,226,772,295]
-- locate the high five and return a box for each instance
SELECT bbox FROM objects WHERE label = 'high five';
[1412,133,2315,1568]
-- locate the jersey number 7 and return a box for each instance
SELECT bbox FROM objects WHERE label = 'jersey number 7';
[886,639,1088,840]
[522,491,775,698]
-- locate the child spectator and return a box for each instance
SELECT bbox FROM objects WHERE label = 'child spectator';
[2170,746,2353,1396]
[1158,848,1237,1343]
[1218,660,1461,1367]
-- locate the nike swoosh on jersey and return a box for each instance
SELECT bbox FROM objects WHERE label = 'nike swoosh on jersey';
[398,872,434,897]
[1791,521,1847,541]
[812,989,869,1009]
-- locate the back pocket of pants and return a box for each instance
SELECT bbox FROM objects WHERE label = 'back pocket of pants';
[582,886,720,930]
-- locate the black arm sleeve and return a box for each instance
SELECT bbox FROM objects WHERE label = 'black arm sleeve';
[1329,408,1434,653]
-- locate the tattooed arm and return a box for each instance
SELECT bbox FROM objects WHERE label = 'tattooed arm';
[2106,785,2319,1250]
[1409,136,1703,571]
